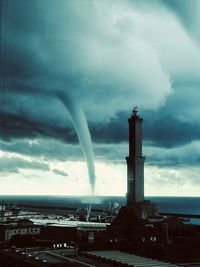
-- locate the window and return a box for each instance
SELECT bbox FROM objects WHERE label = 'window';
[150,236,157,242]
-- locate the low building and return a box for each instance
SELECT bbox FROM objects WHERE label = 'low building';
[76,221,107,243]
[40,222,107,244]
[0,221,41,245]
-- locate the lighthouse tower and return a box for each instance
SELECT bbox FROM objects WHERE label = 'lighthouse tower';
[126,108,145,206]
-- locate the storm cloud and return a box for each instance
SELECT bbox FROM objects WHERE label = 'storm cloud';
[2,0,172,115]
[0,156,49,174]
[1,0,200,195]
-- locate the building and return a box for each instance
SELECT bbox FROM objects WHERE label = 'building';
[0,221,40,244]
[40,222,107,244]
[126,108,145,206]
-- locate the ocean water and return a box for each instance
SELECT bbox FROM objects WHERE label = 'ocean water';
[148,196,200,215]
[0,195,199,223]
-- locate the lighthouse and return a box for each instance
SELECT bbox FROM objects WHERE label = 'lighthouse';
[126,107,145,206]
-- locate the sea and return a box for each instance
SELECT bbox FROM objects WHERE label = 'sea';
[0,195,200,225]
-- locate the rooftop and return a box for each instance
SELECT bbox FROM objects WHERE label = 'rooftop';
[83,250,180,267]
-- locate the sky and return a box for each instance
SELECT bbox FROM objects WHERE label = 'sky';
[0,0,200,196]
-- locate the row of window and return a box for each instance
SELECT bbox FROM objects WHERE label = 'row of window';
[6,228,40,235]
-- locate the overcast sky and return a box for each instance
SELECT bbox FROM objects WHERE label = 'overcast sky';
[1,0,200,196]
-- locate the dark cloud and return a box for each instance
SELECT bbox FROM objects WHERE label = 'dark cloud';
[0,111,77,143]
[1,107,199,155]
[90,112,128,143]
[0,156,49,174]
[2,0,172,116]
[0,139,83,162]
[144,142,200,168]
[143,111,200,148]
[91,110,200,149]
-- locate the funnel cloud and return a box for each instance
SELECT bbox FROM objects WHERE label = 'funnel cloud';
[58,93,96,192]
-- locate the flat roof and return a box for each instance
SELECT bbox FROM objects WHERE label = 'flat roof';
[43,221,108,228]
[85,250,180,267]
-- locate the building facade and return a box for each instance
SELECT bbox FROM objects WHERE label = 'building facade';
[0,222,40,242]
